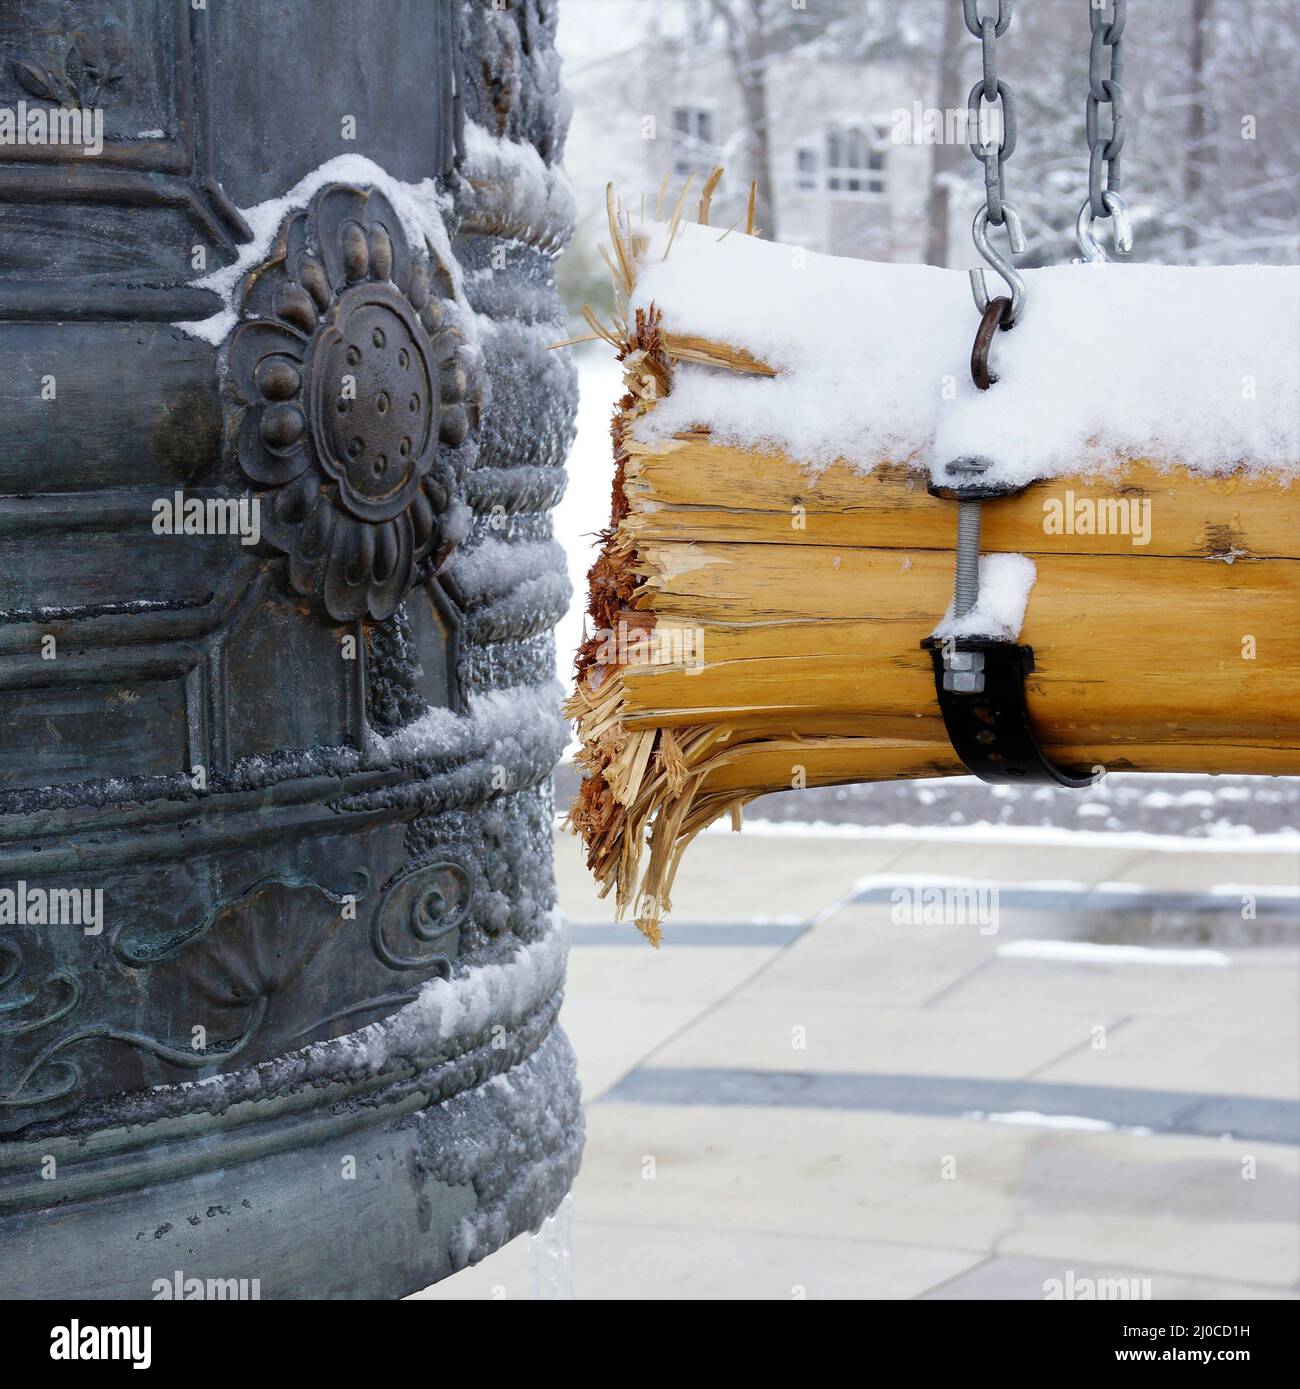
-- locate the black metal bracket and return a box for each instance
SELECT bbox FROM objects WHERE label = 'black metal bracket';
[921,314,1100,790]
[921,635,1102,789]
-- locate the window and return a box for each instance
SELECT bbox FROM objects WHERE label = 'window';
[795,146,818,191]
[824,124,888,196]
[672,106,715,176]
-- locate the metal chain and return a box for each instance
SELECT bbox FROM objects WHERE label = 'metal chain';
[963,0,1025,328]
[963,0,1017,228]
[1086,0,1126,216]
[1077,0,1134,261]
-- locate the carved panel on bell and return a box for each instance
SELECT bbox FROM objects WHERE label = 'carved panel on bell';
[0,822,476,1130]
[0,0,253,280]
[225,183,482,623]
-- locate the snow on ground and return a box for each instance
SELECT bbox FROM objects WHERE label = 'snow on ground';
[553,351,624,681]
[997,940,1232,968]
[552,754,1300,840]
[721,772,1300,840]
[705,817,1300,851]
[629,220,1300,486]
[965,1112,1154,1137]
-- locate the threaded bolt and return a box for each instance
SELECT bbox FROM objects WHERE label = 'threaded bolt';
[954,500,982,617]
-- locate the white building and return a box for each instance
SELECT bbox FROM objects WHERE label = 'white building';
[561,7,944,267]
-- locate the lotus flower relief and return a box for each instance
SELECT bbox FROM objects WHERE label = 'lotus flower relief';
[227,184,480,621]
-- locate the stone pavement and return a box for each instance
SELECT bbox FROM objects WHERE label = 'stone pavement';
[417,823,1300,1300]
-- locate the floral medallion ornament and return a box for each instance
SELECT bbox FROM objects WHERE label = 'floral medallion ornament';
[226,184,481,621]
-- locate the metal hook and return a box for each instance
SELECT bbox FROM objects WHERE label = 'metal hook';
[1074,190,1133,263]
[969,202,1027,327]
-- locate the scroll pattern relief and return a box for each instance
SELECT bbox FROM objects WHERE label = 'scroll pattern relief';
[0,856,473,1112]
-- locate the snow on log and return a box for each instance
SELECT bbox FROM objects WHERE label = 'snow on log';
[564,177,1300,943]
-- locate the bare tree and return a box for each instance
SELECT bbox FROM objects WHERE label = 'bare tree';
[924,1,967,267]
[574,0,1299,268]
[705,0,775,233]
[692,0,868,236]
[1184,0,1211,253]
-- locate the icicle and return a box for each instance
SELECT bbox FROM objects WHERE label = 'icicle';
[527,1193,574,1300]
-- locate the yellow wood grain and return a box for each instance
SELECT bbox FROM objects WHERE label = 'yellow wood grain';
[625,436,1300,560]
[617,542,1300,753]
